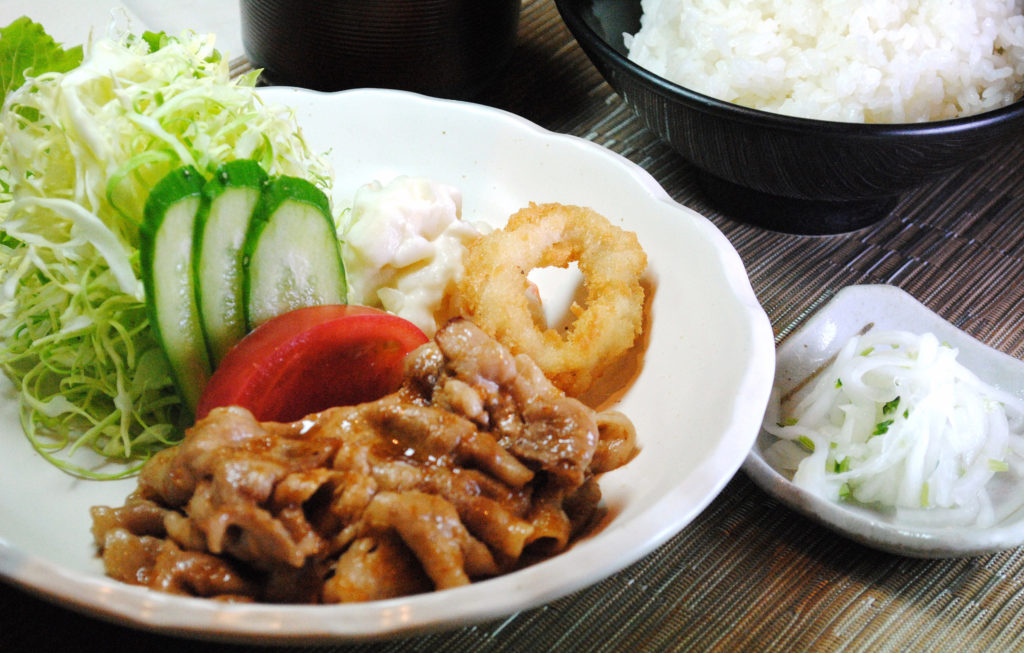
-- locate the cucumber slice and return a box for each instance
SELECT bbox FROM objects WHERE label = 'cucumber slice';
[140,165,211,415]
[193,160,268,364]
[242,176,347,330]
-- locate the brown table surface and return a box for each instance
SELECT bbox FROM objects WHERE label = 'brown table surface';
[5,1,1024,651]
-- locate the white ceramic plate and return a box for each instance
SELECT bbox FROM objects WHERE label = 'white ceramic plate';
[744,284,1024,558]
[0,88,775,643]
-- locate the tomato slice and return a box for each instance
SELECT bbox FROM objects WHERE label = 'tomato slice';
[196,305,429,422]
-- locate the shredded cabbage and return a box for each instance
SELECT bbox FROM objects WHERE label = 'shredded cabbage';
[763,330,1024,527]
[0,27,332,478]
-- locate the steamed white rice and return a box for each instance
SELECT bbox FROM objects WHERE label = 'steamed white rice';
[625,0,1024,123]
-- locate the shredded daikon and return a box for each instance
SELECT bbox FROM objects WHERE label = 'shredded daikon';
[763,330,1024,527]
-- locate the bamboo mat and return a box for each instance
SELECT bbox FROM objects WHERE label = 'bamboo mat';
[5,1,1024,651]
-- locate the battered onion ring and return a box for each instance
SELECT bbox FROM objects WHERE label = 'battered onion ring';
[457,203,647,397]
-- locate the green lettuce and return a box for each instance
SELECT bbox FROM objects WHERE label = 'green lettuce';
[0,17,82,104]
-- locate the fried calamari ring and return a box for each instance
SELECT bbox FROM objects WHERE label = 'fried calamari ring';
[457,203,647,397]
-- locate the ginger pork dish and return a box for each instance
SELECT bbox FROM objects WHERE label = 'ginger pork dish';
[90,320,638,603]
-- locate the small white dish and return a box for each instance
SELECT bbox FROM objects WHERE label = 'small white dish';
[0,87,775,642]
[744,284,1024,558]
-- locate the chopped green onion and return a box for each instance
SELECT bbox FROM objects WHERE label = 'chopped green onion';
[882,396,900,415]
[872,419,894,436]
[989,459,1010,473]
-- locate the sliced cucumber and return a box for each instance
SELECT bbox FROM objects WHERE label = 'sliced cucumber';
[242,176,347,330]
[193,160,268,364]
[140,165,210,415]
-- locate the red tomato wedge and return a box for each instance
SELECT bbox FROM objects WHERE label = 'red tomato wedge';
[196,305,429,423]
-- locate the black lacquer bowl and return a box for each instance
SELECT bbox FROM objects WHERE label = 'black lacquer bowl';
[555,0,1024,234]
[240,0,521,100]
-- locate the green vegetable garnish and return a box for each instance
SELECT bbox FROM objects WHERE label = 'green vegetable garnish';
[872,419,894,436]
[0,22,332,478]
[882,396,900,415]
[140,30,169,54]
[0,17,82,104]
[989,459,1010,473]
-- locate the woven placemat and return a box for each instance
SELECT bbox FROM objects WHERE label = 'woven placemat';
[4,1,1024,651]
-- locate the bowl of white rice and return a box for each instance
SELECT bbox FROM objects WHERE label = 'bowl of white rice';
[554,0,1024,233]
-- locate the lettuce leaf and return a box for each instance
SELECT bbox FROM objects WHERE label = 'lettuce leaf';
[0,16,83,104]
